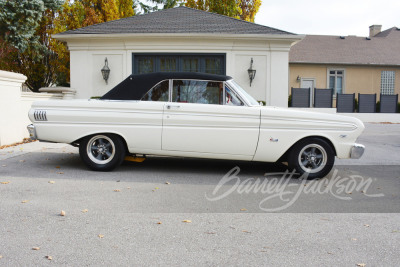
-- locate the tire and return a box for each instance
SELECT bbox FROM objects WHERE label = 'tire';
[79,134,126,171]
[288,138,335,179]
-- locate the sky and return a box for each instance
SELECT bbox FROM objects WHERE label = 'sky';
[254,0,400,36]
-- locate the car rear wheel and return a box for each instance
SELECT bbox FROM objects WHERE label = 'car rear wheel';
[79,134,126,171]
[288,138,335,179]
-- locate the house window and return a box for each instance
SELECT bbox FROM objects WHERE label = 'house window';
[133,54,225,75]
[381,71,395,95]
[328,69,344,95]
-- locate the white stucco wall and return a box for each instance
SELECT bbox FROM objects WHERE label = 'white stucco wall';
[59,33,301,107]
[0,70,63,146]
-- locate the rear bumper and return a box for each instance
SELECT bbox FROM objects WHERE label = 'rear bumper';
[27,124,37,140]
[350,143,365,159]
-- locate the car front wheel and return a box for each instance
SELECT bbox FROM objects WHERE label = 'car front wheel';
[288,138,335,179]
[79,134,126,171]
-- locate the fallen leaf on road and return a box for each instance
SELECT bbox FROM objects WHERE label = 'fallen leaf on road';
[60,210,66,216]
[45,255,52,260]
[98,234,104,238]
[1,181,10,184]
[48,181,55,184]
[21,200,29,203]
[57,172,64,174]
[351,238,357,241]
[182,220,192,223]
[356,264,366,267]
[240,208,247,211]
[242,230,251,233]
[0,255,3,259]
[114,189,121,192]
[127,187,131,189]
[32,247,40,250]
[19,160,25,163]
[165,182,170,185]
[364,224,370,227]
[81,209,88,213]
[327,252,334,255]
[56,166,60,168]
[156,221,162,224]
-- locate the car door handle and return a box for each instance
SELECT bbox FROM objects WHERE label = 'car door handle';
[166,104,180,109]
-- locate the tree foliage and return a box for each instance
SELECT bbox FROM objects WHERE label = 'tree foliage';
[0,0,62,91]
[0,0,62,51]
[185,0,261,22]
[0,0,136,91]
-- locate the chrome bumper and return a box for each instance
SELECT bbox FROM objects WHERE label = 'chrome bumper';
[350,143,365,159]
[27,124,37,140]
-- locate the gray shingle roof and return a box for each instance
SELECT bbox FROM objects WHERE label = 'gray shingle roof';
[58,6,294,35]
[290,27,400,66]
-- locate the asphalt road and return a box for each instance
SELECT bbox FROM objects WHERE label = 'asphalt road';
[0,123,399,266]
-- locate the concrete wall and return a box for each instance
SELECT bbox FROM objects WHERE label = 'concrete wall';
[0,70,62,146]
[64,35,296,107]
[289,64,400,97]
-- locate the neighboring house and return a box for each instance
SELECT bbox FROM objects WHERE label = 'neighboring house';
[289,25,400,106]
[53,6,302,107]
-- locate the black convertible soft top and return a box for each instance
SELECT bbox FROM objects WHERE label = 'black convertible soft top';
[101,72,232,100]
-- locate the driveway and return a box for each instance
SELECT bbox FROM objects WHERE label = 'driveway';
[0,123,399,266]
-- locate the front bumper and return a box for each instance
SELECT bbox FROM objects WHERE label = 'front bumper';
[27,124,37,140]
[350,143,365,159]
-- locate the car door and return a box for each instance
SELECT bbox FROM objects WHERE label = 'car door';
[162,80,260,157]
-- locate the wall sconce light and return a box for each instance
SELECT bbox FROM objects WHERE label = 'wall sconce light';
[101,57,110,84]
[296,75,301,82]
[247,58,256,87]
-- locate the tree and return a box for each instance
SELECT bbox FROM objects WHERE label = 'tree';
[134,0,183,14]
[0,0,62,91]
[0,0,62,51]
[185,0,261,22]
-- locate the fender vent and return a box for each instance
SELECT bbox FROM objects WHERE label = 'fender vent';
[34,110,47,121]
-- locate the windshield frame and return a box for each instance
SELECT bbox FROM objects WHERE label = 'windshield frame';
[226,79,260,106]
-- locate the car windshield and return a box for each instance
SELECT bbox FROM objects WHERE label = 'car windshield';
[228,80,259,106]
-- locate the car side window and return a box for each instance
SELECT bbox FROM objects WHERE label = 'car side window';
[141,80,169,101]
[225,87,244,106]
[172,80,223,105]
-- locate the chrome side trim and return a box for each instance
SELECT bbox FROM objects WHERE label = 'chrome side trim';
[350,143,365,159]
[27,124,37,140]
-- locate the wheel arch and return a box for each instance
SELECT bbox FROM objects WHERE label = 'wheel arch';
[72,131,129,153]
[279,135,337,162]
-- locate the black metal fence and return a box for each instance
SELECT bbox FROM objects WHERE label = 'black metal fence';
[289,88,399,113]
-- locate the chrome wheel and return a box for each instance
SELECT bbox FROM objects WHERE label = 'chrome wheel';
[86,135,116,165]
[298,144,327,174]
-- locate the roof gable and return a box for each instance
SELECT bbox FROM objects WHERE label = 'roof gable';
[59,6,293,35]
[290,27,400,66]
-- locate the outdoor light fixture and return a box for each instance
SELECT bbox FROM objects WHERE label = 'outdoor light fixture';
[247,58,256,87]
[101,57,110,84]
[297,75,301,82]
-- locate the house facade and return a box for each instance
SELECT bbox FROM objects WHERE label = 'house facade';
[289,25,400,106]
[54,6,302,107]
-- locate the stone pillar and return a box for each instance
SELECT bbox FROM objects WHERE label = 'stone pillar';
[0,70,27,146]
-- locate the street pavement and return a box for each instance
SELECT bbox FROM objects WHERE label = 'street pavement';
[0,123,399,266]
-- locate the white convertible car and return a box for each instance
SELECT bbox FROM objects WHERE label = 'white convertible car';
[28,72,365,178]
